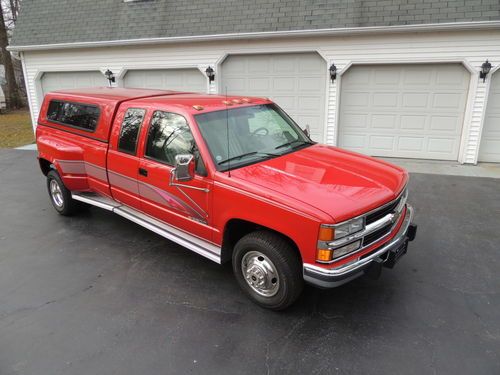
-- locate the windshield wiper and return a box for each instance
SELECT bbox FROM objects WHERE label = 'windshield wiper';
[217,151,278,166]
[275,139,313,150]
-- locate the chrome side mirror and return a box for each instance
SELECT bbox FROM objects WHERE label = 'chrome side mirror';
[303,124,311,138]
[174,154,195,182]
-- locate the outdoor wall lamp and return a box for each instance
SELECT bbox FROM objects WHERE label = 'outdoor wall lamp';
[480,60,492,83]
[329,63,337,82]
[205,66,215,83]
[105,69,116,86]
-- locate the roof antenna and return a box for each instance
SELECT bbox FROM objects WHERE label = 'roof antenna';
[225,87,231,177]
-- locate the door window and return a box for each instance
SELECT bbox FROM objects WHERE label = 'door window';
[118,108,146,154]
[145,111,206,175]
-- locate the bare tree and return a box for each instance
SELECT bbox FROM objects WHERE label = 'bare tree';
[1,0,22,109]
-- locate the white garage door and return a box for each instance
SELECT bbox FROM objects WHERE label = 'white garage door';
[479,72,500,163]
[124,69,206,93]
[339,64,469,160]
[222,53,327,142]
[41,71,107,95]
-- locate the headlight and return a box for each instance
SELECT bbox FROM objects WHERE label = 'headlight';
[317,217,365,262]
[319,217,365,241]
[333,217,364,239]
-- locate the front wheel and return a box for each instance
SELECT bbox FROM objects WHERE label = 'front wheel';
[46,170,80,216]
[232,231,304,310]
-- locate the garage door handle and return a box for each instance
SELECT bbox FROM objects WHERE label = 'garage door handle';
[139,168,148,177]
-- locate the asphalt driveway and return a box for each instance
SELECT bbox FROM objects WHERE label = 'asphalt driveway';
[0,149,499,375]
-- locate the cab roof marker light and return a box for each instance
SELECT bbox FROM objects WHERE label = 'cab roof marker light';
[241,98,251,103]
[192,105,204,111]
[231,99,242,104]
[222,100,234,106]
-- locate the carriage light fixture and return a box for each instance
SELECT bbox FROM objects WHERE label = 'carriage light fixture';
[104,69,115,86]
[329,63,337,82]
[205,66,215,83]
[480,60,492,83]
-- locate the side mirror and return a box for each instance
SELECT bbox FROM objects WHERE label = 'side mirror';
[174,154,195,182]
[303,124,311,138]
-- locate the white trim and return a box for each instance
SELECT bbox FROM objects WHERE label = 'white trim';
[336,59,476,163]
[8,21,500,52]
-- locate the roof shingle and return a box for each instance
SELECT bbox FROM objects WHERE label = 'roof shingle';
[10,0,500,47]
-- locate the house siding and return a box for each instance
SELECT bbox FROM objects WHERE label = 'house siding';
[22,29,500,164]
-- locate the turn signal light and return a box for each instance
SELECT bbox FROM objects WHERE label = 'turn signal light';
[318,226,335,241]
[317,249,333,262]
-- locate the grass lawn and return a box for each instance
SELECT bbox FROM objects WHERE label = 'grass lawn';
[0,110,34,148]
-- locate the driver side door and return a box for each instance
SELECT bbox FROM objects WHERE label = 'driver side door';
[137,110,214,242]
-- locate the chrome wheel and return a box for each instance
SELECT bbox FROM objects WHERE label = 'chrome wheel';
[49,179,64,208]
[241,251,280,297]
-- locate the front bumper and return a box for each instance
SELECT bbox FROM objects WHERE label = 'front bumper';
[303,204,417,288]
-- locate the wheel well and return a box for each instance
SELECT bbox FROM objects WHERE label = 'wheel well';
[220,219,301,263]
[39,158,53,176]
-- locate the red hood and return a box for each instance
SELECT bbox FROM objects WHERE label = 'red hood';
[229,144,408,223]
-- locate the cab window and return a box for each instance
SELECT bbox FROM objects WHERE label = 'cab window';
[118,108,146,154]
[145,111,206,175]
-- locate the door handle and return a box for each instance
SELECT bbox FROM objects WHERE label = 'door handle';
[138,168,148,177]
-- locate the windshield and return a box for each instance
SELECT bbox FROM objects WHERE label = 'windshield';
[195,104,313,171]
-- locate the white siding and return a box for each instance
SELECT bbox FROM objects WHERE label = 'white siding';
[22,29,500,164]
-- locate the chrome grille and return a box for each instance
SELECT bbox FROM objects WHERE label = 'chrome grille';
[366,195,402,225]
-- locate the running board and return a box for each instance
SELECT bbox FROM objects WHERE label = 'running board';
[72,192,120,211]
[71,192,221,264]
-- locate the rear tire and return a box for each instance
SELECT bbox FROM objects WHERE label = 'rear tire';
[46,170,80,216]
[232,231,303,310]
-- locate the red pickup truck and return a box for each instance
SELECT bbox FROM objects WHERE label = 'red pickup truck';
[36,87,417,310]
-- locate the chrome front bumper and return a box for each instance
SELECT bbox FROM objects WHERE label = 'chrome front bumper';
[303,205,416,288]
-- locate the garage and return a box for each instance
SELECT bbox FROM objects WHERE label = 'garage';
[221,53,327,142]
[479,71,500,162]
[41,71,107,95]
[123,69,206,93]
[338,64,470,160]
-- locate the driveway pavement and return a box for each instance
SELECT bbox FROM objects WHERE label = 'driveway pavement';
[0,149,499,375]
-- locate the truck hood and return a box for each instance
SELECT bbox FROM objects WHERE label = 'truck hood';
[230,144,408,223]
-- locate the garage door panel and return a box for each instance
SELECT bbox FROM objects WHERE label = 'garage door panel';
[372,114,397,129]
[430,116,460,132]
[374,93,399,107]
[339,64,469,160]
[342,134,366,149]
[370,135,394,150]
[124,69,205,93]
[222,53,326,142]
[401,115,426,130]
[343,114,368,128]
[479,72,500,162]
[41,71,106,95]
[403,68,432,85]
[398,137,424,151]
[343,92,370,107]
[374,69,400,85]
[433,93,464,109]
[402,93,428,108]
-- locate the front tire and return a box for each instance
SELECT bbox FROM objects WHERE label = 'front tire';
[46,170,80,216]
[232,231,303,310]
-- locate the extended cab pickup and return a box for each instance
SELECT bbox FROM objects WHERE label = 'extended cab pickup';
[37,87,417,310]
